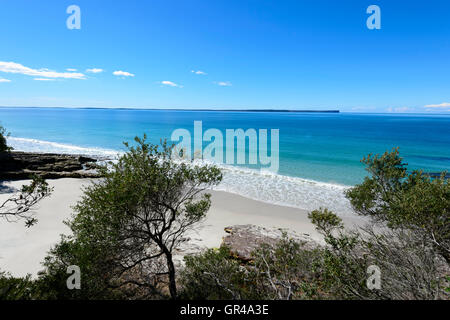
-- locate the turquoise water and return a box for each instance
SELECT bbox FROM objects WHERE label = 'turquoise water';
[1,107,449,214]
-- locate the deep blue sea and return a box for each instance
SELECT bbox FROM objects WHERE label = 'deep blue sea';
[1,107,449,214]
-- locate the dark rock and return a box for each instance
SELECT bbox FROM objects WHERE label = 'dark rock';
[221,224,320,262]
[0,151,102,180]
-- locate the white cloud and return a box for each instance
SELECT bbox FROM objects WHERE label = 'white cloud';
[394,107,410,113]
[0,61,85,79]
[86,68,104,73]
[0,78,11,83]
[66,68,77,72]
[161,81,183,88]
[424,102,450,108]
[191,70,207,75]
[34,78,57,81]
[215,81,232,87]
[351,106,376,111]
[386,106,413,113]
[113,70,134,77]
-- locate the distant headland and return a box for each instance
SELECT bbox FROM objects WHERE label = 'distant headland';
[199,109,340,113]
[0,106,340,113]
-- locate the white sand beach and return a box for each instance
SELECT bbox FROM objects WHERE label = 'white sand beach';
[0,178,365,277]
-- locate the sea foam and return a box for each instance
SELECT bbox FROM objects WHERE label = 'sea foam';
[7,137,121,158]
[212,164,354,216]
[7,136,354,216]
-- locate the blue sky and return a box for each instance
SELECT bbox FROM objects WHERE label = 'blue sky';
[0,0,449,113]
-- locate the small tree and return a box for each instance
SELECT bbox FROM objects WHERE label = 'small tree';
[180,246,252,300]
[345,148,450,262]
[47,136,222,299]
[307,148,450,299]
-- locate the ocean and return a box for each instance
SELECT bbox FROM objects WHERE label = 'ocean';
[1,107,449,215]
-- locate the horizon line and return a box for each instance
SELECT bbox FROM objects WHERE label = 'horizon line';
[0,106,340,113]
[1,105,450,115]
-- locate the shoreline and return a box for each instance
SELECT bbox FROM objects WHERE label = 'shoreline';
[3,143,356,215]
[0,178,365,277]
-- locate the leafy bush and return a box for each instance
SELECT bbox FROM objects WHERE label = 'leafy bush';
[309,209,448,299]
[180,149,449,300]
[250,235,324,299]
[40,136,222,299]
[0,272,35,300]
[180,247,254,299]
[180,236,325,300]
[180,219,448,300]
[4,147,447,300]
[308,208,343,234]
[346,148,450,262]
[0,125,11,152]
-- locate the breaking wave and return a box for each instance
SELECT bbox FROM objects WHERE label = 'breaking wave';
[7,136,354,216]
[7,137,121,159]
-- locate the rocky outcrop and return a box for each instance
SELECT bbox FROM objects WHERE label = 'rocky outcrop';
[221,224,320,262]
[0,151,101,180]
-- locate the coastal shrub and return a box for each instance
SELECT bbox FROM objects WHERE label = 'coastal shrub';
[345,148,450,262]
[0,271,64,300]
[40,135,222,299]
[180,236,325,300]
[249,235,325,300]
[0,244,124,300]
[0,125,10,152]
[6,147,447,300]
[308,208,343,234]
[309,209,449,299]
[36,236,126,300]
[308,149,450,299]
[180,149,449,300]
[180,246,257,299]
[180,214,448,300]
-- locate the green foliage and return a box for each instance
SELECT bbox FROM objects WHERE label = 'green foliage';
[180,247,254,299]
[308,208,343,234]
[0,125,11,152]
[306,211,374,299]
[0,272,35,300]
[41,135,222,299]
[0,264,112,300]
[251,235,324,299]
[38,236,124,299]
[346,148,450,261]
[308,151,450,299]
[181,148,449,300]
[311,213,448,299]
[180,236,325,300]
[3,146,447,300]
[307,148,450,299]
